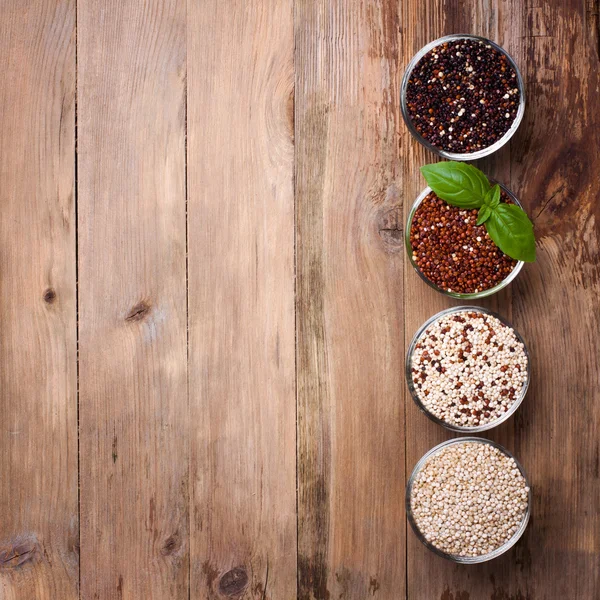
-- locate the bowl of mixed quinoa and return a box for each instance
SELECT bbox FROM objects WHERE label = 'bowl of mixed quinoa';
[406,306,530,432]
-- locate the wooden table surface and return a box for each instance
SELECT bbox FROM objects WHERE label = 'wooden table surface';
[1,1,599,598]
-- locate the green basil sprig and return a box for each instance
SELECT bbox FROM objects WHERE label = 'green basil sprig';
[420,161,536,262]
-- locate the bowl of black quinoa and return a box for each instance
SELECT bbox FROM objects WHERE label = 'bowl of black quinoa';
[401,35,525,160]
[405,183,524,298]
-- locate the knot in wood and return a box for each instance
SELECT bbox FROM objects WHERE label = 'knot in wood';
[161,531,180,556]
[43,288,57,303]
[126,301,151,322]
[218,566,249,597]
[378,207,404,251]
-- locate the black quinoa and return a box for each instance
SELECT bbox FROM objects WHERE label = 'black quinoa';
[405,39,521,153]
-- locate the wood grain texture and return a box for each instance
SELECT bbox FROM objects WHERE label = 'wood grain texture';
[187,1,297,598]
[0,1,78,598]
[402,1,600,599]
[509,0,600,597]
[0,1,598,598]
[77,1,188,598]
[295,2,406,599]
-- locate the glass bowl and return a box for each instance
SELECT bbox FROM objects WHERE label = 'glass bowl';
[405,182,525,299]
[406,437,532,563]
[400,34,525,161]
[406,305,530,433]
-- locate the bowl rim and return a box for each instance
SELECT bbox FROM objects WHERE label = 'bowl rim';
[405,181,525,299]
[406,436,532,563]
[400,33,526,161]
[405,305,531,433]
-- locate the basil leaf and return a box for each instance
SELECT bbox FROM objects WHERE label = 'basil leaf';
[483,184,501,209]
[420,161,491,209]
[485,204,536,262]
[476,205,493,225]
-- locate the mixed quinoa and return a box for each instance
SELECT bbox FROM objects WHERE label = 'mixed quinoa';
[410,310,528,428]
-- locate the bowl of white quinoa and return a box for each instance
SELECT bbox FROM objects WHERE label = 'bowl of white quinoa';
[406,438,531,562]
[406,306,530,432]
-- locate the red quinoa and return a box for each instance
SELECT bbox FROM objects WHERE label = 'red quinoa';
[405,38,520,153]
[409,191,517,294]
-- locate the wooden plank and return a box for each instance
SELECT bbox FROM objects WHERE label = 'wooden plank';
[187,1,297,598]
[507,0,600,597]
[0,2,78,598]
[295,2,406,599]
[402,0,600,597]
[77,1,188,597]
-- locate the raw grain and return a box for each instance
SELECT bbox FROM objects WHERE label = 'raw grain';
[406,38,520,153]
[410,441,529,557]
[410,309,528,428]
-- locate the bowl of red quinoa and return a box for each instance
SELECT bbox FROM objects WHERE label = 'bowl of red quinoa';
[401,35,525,160]
[406,183,524,298]
[406,306,530,433]
[406,437,531,563]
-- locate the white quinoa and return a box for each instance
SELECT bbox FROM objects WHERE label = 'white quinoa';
[410,441,529,557]
[410,310,528,428]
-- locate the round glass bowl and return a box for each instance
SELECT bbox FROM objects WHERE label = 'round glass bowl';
[406,305,530,433]
[406,437,531,563]
[401,34,525,161]
[405,183,524,299]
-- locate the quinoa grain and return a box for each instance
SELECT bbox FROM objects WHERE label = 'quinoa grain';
[410,441,529,557]
[406,38,520,153]
[410,191,517,294]
[410,309,528,428]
